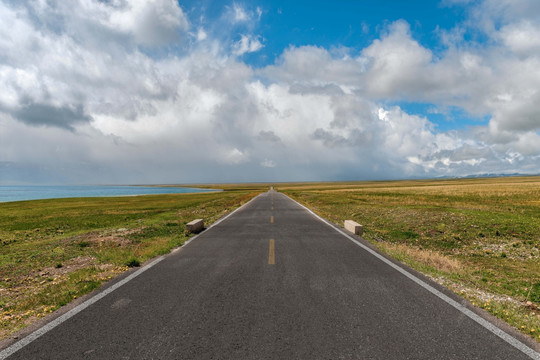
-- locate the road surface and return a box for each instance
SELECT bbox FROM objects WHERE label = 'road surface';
[1,191,538,359]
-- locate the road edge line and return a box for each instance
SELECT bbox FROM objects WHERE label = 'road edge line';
[0,192,264,360]
[179,192,263,250]
[284,193,540,360]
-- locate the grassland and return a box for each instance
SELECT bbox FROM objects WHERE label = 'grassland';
[0,188,263,339]
[1,177,539,343]
[278,176,540,341]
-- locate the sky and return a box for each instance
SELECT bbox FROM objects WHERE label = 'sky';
[1,0,540,185]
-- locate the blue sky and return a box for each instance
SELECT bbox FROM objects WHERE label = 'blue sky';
[181,0,482,132]
[0,0,539,184]
[185,0,467,66]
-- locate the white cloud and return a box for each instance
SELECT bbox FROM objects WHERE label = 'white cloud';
[362,21,433,97]
[232,35,263,56]
[513,132,540,156]
[260,159,276,168]
[1,0,540,184]
[499,21,540,57]
[232,3,248,23]
[196,27,208,41]
[263,45,365,86]
[223,148,249,165]
[107,0,189,46]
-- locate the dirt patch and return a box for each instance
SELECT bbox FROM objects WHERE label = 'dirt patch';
[34,256,97,278]
[1,257,123,337]
[3,256,118,302]
[71,227,144,247]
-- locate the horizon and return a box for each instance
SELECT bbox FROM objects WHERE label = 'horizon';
[2,172,539,188]
[1,0,540,185]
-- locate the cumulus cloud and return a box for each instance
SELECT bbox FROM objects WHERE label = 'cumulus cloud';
[107,0,189,46]
[263,45,364,85]
[14,103,92,131]
[1,0,540,185]
[361,21,434,97]
[499,21,540,57]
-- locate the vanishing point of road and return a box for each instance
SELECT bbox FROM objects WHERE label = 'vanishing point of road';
[1,191,539,359]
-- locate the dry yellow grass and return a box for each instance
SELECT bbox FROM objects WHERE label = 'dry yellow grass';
[380,242,463,273]
[279,176,540,341]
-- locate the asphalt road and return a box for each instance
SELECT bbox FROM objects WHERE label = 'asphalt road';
[2,191,539,359]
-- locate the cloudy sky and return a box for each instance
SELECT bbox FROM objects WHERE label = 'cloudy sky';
[1,0,539,184]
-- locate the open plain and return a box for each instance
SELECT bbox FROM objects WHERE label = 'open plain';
[279,176,540,341]
[1,189,538,359]
[0,176,538,352]
[0,189,258,339]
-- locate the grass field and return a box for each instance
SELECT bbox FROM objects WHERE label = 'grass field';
[0,189,261,339]
[1,177,539,343]
[278,176,540,341]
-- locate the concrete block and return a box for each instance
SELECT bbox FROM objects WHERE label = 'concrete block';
[344,220,363,236]
[186,219,204,234]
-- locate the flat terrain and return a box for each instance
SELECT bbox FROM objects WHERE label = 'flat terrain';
[1,176,538,348]
[0,189,259,338]
[2,191,537,359]
[278,176,540,341]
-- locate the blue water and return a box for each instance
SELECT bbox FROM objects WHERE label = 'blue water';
[0,185,221,203]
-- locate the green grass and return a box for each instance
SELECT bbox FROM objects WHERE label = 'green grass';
[2,178,539,342]
[0,188,264,338]
[278,177,540,342]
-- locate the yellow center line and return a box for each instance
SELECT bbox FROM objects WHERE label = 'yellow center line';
[270,215,274,224]
[268,239,275,265]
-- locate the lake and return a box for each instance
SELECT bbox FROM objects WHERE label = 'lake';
[0,185,221,203]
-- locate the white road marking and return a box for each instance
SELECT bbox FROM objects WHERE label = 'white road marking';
[0,256,164,360]
[0,193,263,360]
[285,193,540,360]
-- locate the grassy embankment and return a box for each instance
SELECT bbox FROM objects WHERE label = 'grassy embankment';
[0,188,264,339]
[278,176,540,342]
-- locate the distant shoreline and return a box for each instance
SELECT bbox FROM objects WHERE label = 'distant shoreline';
[0,185,222,203]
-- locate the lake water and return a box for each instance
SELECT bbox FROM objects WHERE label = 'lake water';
[0,185,221,203]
